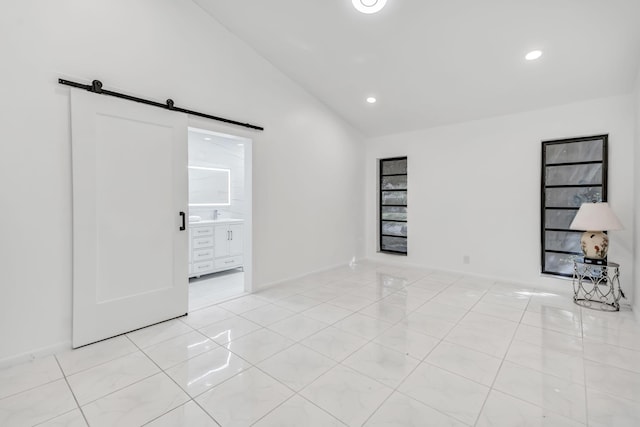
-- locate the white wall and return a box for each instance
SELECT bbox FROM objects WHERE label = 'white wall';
[188,131,246,221]
[634,68,640,313]
[0,0,365,364]
[366,95,635,293]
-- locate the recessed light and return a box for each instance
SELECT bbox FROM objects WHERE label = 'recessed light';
[204,137,212,141]
[366,97,377,104]
[525,50,543,61]
[352,0,388,14]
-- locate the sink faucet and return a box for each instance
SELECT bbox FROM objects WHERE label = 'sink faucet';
[213,209,218,220]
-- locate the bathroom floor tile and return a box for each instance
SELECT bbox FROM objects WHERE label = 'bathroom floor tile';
[471,300,525,322]
[273,294,323,312]
[55,336,138,376]
[81,373,188,427]
[226,328,295,364]
[0,356,62,400]
[342,342,420,388]
[513,324,583,357]
[301,365,393,427]
[587,389,640,427]
[126,319,194,349]
[477,390,584,427]
[37,409,88,426]
[444,323,514,358]
[196,367,293,427]
[258,343,337,391]
[373,324,440,360]
[425,341,502,386]
[198,315,262,345]
[302,303,353,324]
[302,287,345,302]
[7,262,638,427]
[505,339,585,384]
[218,295,270,314]
[583,339,640,373]
[66,351,159,405]
[328,293,379,311]
[301,326,369,362]
[359,301,411,323]
[334,313,393,340]
[493,361,586,423]
[145,400,217,426]
[379,292,428,311]
[413,300,469,323]
[584,359,640,403]
[241,303,296,326]
[520,310,582,337]
[0,379,77,427]
[143,330,217,370]
[253,395,345,427]
[399,312,457,339]
[582,323,640,352]
[365,392,467,427]
[165,346,250,397]
[398,362,489,425]
[180,305,234,329]
[268,314,330,341]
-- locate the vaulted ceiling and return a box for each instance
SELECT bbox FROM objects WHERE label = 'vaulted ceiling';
[195,0,640,137]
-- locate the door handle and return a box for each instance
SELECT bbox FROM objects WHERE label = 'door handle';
[179,212,186,231]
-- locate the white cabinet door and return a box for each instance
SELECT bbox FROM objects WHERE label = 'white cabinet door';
[71,89,188,348]
[229,224,243,256]
[214,224,230,258]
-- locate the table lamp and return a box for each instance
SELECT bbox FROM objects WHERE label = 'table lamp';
[569,202,623,264]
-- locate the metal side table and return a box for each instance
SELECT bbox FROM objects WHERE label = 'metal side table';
[572,260,623,311]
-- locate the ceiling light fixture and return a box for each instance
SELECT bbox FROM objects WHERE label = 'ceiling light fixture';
[366,97,377,104]
[525,50,543,61]
[204,137,212,141]
[352,0,387,14]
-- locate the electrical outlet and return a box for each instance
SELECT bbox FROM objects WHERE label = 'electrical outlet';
[463,255,470,264]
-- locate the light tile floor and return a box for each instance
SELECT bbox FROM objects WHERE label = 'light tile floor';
[2,261,640,426]
[189,269,245,310]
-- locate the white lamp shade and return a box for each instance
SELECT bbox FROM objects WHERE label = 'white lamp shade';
[569,202,623,231]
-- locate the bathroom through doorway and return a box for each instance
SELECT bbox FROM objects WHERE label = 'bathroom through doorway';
[186,127,253,310]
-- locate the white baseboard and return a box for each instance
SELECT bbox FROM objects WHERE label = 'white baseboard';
[0,340,71,370]
[359,256,575,294]
[255,258,364,291]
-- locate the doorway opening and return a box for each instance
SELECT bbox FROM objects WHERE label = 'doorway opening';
[187,127,252,310]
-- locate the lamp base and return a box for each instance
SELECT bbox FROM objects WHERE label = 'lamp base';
[580,230,609,260]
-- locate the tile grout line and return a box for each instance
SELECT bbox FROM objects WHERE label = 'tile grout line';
[247,271,438,426]
[53,355,91,427]
[470,284,532,427]
[10,265,611,427]
[362,275,493,426]
[581,307,591,427]
[128,332,223,427]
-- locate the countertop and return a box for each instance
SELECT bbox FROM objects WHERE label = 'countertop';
[189,218,244,225]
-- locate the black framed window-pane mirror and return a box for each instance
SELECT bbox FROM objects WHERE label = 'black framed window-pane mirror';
[541,135,608,277]
[380,157,407,254]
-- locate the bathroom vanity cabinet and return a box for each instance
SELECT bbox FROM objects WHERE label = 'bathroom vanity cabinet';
[189,219,243,278]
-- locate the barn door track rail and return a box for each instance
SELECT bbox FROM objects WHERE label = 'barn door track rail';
[58,78,264,131]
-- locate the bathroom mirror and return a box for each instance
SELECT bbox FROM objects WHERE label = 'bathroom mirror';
[188,166,230,206]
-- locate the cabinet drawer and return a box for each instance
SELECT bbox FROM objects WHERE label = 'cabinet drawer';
[192,260,214,274]
[193,248,214,262]
[215,256,243,269]
[192,236,214,249]
[191,226,214,237]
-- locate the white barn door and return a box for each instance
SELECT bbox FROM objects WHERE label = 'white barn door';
[71,89,188,348]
